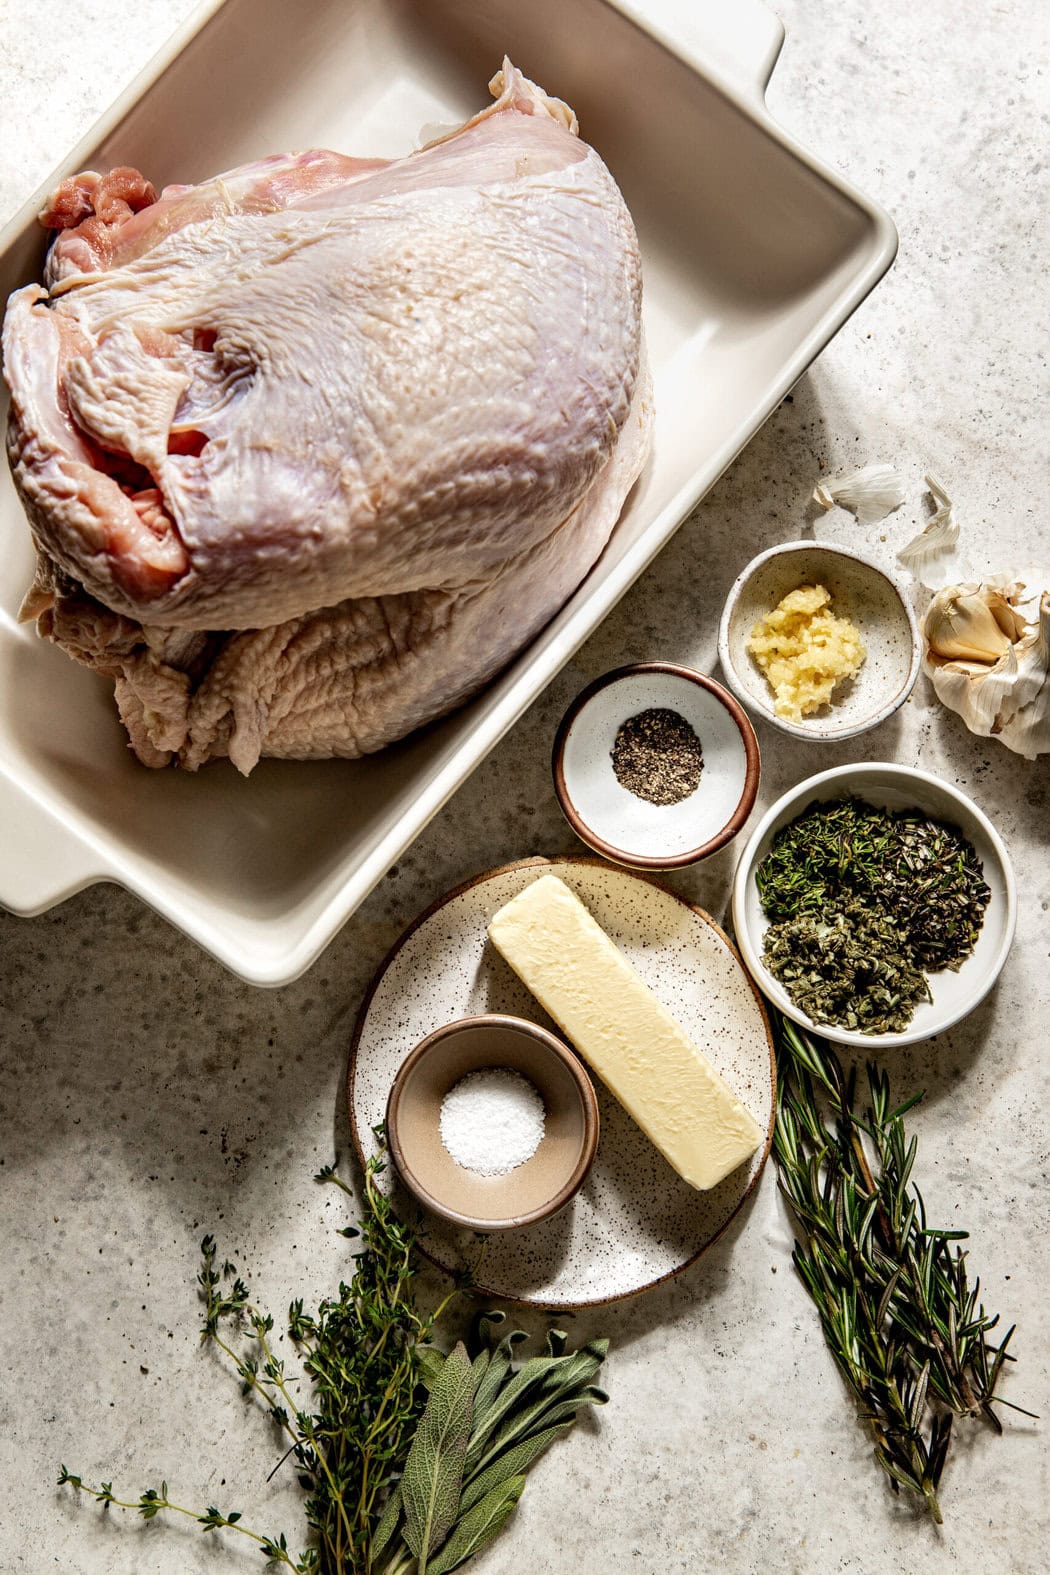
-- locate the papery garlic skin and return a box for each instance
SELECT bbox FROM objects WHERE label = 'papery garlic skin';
[812,464,907,525]
[897,474,971,588]
[924,579,1050,758]
[997,595,1050,757]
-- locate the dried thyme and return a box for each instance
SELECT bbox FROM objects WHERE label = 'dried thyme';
[611,708,703,805]
[756,797,991,1033]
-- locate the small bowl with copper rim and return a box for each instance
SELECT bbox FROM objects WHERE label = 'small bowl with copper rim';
[385,1014,599,1232]
[717,540,922,742]
[551,663,760,870]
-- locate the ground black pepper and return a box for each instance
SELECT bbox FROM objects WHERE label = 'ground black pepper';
[610,707,704,806]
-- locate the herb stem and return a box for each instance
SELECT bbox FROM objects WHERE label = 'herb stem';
[209,1326,300,1447]
[379,1551,417,1575]
[58,1475,299,1567]
[251,1314,358,1555]
[772,1014,1022,1517]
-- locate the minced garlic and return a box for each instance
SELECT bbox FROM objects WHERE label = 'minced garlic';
[747,584,865,722]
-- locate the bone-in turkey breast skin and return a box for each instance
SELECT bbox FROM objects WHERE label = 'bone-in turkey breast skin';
[4,62,650,772]
[38,364,651,773]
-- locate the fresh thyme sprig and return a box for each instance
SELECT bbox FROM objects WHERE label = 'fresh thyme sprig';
[773,1015,1031,1520]
[55,1469,294,1564]
[59,1144,608,1572]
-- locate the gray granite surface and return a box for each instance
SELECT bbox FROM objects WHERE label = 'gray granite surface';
[0,2,1047,1571]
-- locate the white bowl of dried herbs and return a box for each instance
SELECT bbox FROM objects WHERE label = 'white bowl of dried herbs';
[731,762,1016,1046]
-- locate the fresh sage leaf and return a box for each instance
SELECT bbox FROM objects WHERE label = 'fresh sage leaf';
[401,1341,474,1564]
[425,1476,526,1575]
[469,1348,491,1395]
[459,1422,571,1514]
[466,1341,608,1480]
[469,1330,526,1432]
[416,1346,446,1392]
[472,1383,608,1478]
[370,1483,402,1563]
[464,1357,550,1475]
[468,1308,505,1356]
[464,1344,597,1474]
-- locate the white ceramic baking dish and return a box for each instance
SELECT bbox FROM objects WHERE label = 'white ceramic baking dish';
[0,0,897,984]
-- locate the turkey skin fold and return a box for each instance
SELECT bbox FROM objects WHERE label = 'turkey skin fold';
[2,62,651,774]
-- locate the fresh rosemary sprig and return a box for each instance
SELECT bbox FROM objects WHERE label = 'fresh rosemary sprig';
[773,1015,1030,1520]
[59,1146,608,1572]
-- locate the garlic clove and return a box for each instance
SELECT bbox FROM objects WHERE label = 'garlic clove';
[923,584,1016,663]
[812,463,907,525]
[929,643,1018,736]
[985,581,1031,643]
[928,656,998,677]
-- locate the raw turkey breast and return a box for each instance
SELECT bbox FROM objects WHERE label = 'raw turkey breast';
[3,61,650,773]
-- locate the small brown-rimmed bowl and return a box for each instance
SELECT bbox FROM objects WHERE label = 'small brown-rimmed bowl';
[717,540,922,741]
[551,663,760,869]
[385,1014,599,1232]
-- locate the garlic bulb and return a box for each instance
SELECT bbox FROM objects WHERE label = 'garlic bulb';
[923,578,1050,758]
[812,463,907,525]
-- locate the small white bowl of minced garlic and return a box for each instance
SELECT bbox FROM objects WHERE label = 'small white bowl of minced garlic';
[717,541,921,741]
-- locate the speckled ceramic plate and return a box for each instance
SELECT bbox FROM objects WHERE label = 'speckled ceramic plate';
[348,856,775,1306]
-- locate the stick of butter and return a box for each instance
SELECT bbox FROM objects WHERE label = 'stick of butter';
[488,874,764,1191]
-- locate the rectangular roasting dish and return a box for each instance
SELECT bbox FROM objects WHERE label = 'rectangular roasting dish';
[0,0,897,984]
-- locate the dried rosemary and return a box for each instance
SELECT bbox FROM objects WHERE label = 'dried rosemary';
[773,1014,1029,1520]
[756,797,991,1031]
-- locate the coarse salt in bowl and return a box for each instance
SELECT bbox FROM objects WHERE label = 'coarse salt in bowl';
[438,1067,546,1176]
[385,1014,599,1231]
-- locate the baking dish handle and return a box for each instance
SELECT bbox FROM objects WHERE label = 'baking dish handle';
[617,0,786,101]
[0,772,104,915]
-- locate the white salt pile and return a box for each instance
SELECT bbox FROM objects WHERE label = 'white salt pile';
[439,1067,546,1176]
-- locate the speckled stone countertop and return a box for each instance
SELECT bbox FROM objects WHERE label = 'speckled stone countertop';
[0,3,1047,1571]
